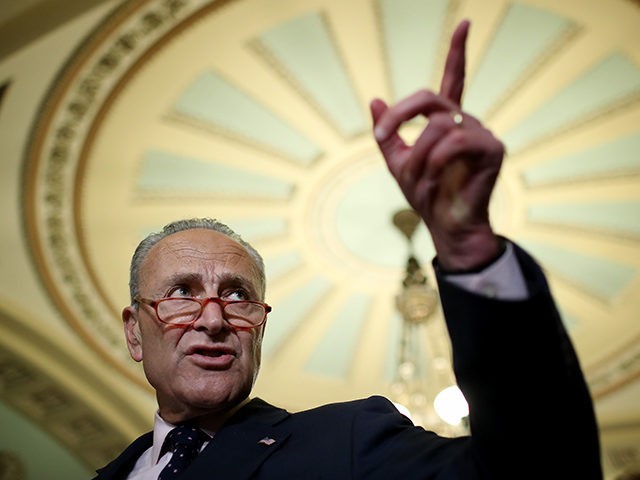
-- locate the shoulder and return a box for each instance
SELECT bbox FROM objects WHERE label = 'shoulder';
[253,395,398,415]
[302,395,396,411]
[246,396,414,434]
[292,396,409,422]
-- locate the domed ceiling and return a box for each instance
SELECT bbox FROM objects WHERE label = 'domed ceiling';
[2,0,640,476]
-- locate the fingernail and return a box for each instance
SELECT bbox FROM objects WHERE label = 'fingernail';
[374,125,387,142]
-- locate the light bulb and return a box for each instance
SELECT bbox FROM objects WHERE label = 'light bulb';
[433,385,469,426]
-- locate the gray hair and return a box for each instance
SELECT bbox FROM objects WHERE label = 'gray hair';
[129,218,265,303]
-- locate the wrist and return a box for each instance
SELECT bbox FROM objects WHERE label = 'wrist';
[433,229,504,273]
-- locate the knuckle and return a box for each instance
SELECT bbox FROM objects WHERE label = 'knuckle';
[415,89,435,103]
[492,142,506,159]
[448,128,467,145]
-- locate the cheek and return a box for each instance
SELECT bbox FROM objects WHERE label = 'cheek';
[246,334,262,385]
[140,331,184,388]
[251,331,263,367]
[140,324,180,363]
[239,330,262,365]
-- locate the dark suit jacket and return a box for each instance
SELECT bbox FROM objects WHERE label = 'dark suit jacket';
[94,244,602,479]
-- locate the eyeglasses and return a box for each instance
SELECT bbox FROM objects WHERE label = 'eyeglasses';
[135,296,271,330]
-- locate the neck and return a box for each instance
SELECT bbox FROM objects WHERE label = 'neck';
[161,397,252,432]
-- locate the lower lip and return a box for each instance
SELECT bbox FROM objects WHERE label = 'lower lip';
[188,353,235,369]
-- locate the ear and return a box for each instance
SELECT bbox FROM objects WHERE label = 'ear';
[123,306,143,362]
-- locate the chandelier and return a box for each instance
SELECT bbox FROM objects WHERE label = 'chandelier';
[390,209,469,437]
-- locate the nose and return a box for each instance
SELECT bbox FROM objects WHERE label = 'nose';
[192,298,226,334]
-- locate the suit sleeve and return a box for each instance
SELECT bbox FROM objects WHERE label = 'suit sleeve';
[434,241,602,479]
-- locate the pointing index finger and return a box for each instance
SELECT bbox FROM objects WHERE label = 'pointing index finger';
[439,20,470,106]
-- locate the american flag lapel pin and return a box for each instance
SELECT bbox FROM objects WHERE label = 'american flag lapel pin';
[258,437,276,446]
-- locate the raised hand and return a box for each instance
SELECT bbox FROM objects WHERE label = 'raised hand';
[370,21,504,271]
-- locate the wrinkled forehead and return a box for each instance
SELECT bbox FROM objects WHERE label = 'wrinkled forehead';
[140,229,263,293]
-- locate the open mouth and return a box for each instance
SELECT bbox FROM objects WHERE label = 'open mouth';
[187,346,237,365]
[194,349,235,358]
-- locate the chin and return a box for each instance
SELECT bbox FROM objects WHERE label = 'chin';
[190,381,250,408]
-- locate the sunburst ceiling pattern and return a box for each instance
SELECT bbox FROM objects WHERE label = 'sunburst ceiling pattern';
[14,0,640,472]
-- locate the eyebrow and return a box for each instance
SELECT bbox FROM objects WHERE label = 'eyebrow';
[162,272,203,288]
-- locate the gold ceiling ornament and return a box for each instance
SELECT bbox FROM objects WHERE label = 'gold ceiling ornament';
[392,209,437,325]
[390,208,468,436]
[392,209,422,244]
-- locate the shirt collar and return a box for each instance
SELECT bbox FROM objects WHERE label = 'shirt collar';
[151,412,175,465]
[151,411,215,464]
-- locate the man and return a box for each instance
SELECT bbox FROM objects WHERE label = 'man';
[95,21,602,479]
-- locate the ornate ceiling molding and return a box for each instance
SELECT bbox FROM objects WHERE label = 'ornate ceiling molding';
[0,305,148,470]
[22,0,224,389]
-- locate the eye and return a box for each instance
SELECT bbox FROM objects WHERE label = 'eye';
[166,285,192,298]
[222,288,249,301]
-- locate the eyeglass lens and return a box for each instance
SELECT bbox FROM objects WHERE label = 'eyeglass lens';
[157,298,264,326]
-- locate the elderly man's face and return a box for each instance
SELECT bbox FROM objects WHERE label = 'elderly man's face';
[122,229,265,423]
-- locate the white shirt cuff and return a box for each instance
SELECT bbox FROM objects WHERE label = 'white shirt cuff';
[442,242,528,300]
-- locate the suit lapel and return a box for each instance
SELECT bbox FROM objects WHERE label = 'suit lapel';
[183,398,291,479]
